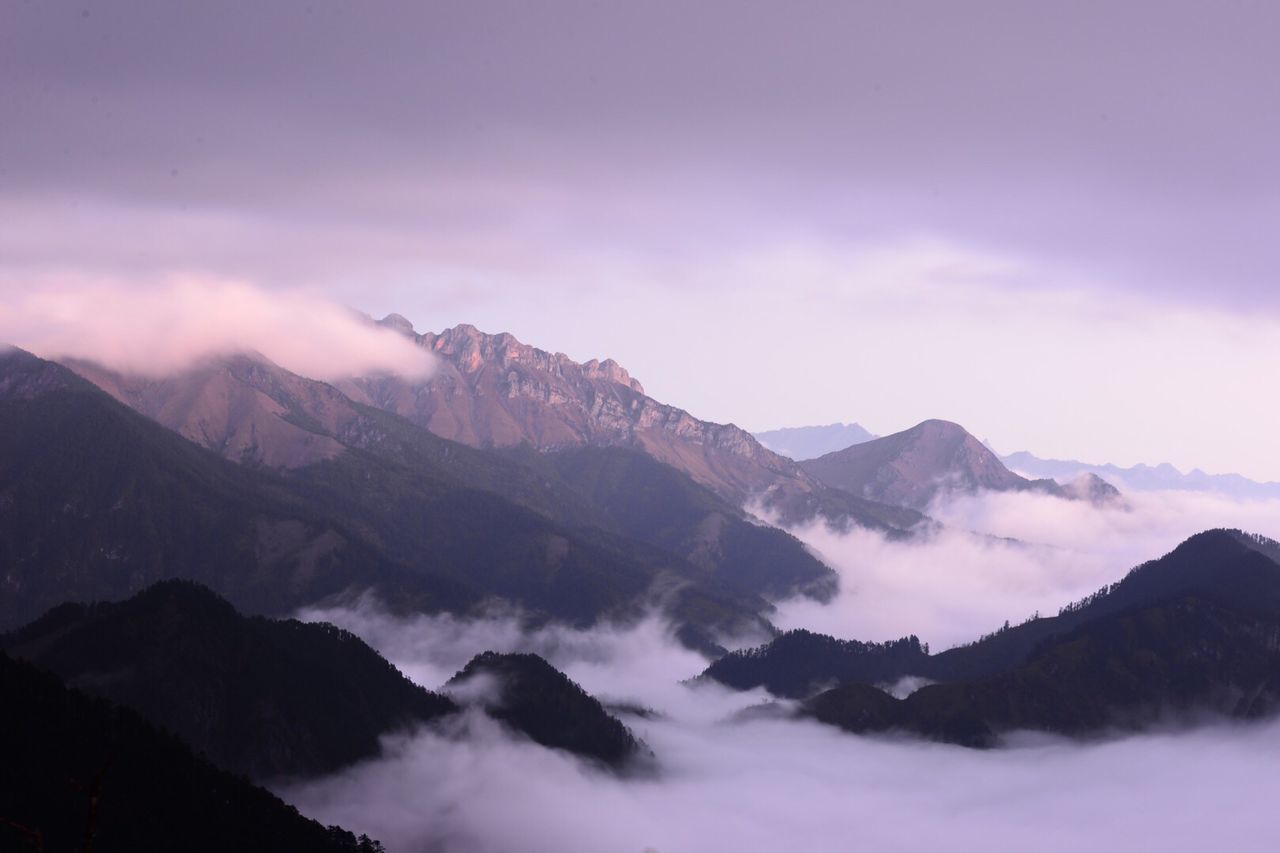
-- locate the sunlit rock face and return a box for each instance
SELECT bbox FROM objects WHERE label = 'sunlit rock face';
[343,320,821,508]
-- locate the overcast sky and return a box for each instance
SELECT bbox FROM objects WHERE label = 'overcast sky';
[4,1,1279,478]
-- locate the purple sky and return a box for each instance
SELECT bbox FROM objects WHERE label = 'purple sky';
[4,1,1279,477]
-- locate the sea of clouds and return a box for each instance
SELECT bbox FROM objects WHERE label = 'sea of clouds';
[282,486,1280,853]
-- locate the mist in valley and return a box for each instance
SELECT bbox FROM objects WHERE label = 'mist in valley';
[285,486,1280,852]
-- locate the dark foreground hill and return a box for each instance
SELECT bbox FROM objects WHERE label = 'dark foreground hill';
[704,529,1280,697]
[805,594,1280,746]
[0,651,383,853]
[3,581,458,780]
[447,651,647,770]
[703,530,1280,744]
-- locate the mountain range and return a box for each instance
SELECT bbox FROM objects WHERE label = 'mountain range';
[6,315,1280,829]
[754,422,877,461]
[66,320,924,535]
[1,346,845,650]
[753,420,1279,500]
[1001,450,1280,499]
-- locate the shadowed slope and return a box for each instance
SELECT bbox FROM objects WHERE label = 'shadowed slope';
[3,581,459,780]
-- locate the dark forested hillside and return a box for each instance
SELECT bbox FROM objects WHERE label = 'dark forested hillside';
[3,581,459,780]
[805,595,1280,746]
[447,651,648,769]
[0,651,383,853]
[702,529,1280,697]
[700,629,930,698]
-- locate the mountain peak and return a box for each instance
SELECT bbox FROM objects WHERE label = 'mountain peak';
[0,347,83,400]
[378,313,417,336]
[800,418,1027,508]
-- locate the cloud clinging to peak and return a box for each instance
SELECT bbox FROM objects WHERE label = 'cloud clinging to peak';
[0,275,434,381]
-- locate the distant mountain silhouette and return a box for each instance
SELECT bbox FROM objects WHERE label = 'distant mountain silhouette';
[0,650,383,853]
[447,651,648,769]
[800,419,1119,509]
[3,580,458,780]
[754,423,877,461]
[1002,449,1280,500]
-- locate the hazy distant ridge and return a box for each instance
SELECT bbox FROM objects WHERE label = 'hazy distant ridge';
[758,422,1280,500]
[754,422,876,460]
[1002,450,1280,500]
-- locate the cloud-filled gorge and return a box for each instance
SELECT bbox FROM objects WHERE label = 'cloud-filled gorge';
[285,488,1280,853]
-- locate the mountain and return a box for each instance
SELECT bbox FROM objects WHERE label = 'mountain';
[0,348,474,630]
[705,530,1280,745]
[447,651,647,769]
[71,350,839,606]
[2,580,459,780]
[702,529,1280,697]
[699,629,930,699]
[0,348,779,647]
[0,651,383,853]
[1002,449,1280,500]
[753,423,877,461]
[804,594,1280,747]
[800,419,1118,509]
[333,319,925,533]
[67,354,350,468]
[511,445,836,602]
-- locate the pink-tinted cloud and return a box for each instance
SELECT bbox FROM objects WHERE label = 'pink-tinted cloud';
[0,274,433,381]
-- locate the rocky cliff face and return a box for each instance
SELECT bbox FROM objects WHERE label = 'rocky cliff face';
[59,319,925,533]
[339,320,815,505]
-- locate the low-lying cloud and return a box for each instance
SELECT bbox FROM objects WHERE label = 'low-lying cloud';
[773,488,1280,650]
[284,599,1280,853]
[0,274,433,381]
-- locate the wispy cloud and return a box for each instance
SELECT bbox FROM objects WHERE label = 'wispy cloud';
[0,274,434,381]
[773,488,1280,649]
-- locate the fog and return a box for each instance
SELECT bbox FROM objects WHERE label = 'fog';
[286,595,1280,853]
[773,488,1280,649]
[0,275,433,380]
[278,488,1280,851]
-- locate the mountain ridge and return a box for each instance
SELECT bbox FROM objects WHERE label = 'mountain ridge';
[800,419,1119,509]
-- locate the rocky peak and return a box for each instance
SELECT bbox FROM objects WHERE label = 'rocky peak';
[378,313,417,337]
[421,324,646,394]
[582,358,644,395]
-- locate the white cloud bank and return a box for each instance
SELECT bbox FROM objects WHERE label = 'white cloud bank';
[285,597,1280,853]
[774,488,1280,650]
[0,275,433,381]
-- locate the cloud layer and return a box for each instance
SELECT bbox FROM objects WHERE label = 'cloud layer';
[287,587,1280,853]
[774,488,1280,649]
[0,275,433,381]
